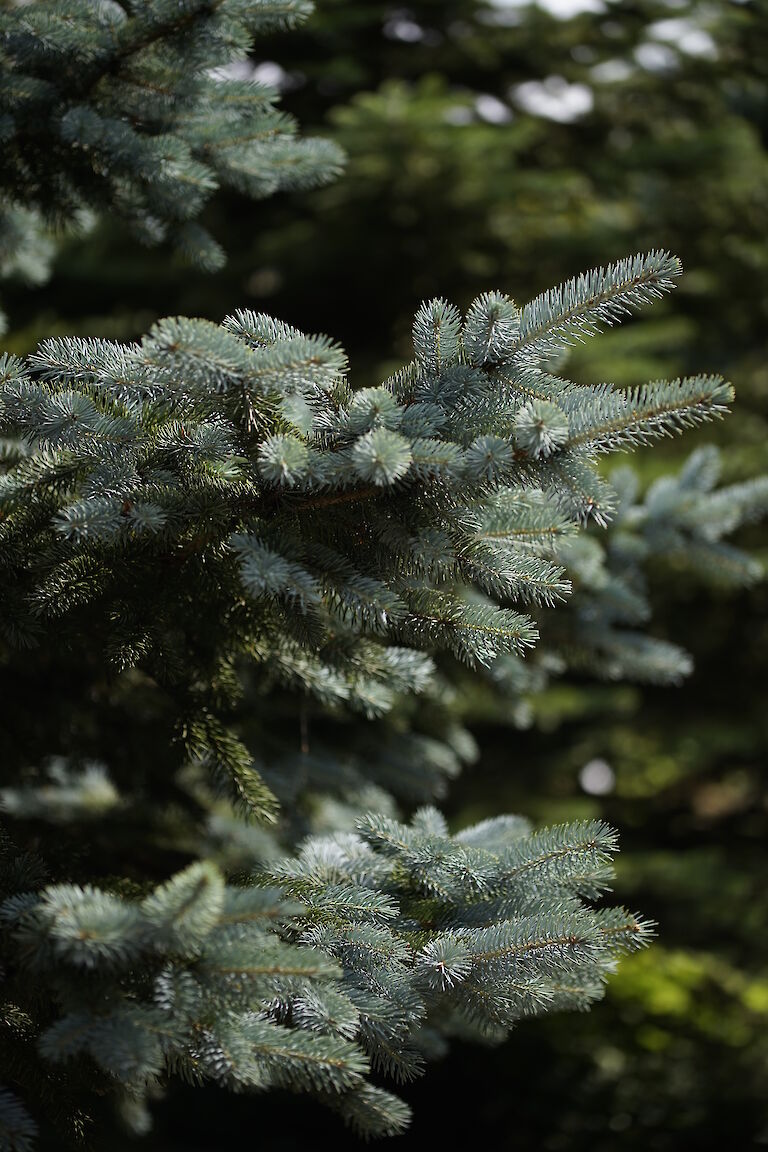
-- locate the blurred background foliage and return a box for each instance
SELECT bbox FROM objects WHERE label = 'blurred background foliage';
[6,0,767,1147]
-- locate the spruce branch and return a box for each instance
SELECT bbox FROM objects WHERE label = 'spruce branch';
[513,250,682,361]
[0,247,762,1145]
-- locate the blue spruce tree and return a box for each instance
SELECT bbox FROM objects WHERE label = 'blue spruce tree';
[0,3,765,1148]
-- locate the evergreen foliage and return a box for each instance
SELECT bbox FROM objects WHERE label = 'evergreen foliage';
[0,0,343,304]
[0,814,651,1141]
[0,242,756,1143]
[0,2,765,1148]
[529,447,768,689]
